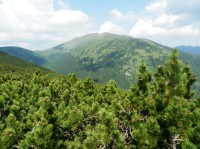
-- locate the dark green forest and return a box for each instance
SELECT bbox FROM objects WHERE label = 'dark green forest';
[0,49,199,148]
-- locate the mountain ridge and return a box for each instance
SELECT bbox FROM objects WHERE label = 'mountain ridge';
[35,33,200,90]
[0,46,46,65]
[176,45,200,55]
[0,51,47,71]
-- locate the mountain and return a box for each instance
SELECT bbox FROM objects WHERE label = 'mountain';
[36,33,200,90]
[0,46,46,65]
[0,51,48,71]
[176,45,200,55]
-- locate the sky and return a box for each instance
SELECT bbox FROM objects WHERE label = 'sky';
[0,0,200,50]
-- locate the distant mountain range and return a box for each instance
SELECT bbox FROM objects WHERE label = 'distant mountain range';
[176,45,200,55]
[1,33,200,91]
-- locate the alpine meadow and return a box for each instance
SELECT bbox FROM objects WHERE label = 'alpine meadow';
[0,0,200,149]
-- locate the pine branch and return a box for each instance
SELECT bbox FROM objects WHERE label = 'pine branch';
[172,134,184,149]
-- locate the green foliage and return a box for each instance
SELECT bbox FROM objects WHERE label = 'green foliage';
[0,49,199,148]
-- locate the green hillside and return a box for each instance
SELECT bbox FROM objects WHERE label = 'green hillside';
[0,51,48,72]
[36,33,200,91]
[0,46,46,65]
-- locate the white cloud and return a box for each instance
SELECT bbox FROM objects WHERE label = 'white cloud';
[146,0,200,22]
[146,0,167,13]
[155,14,184,27]
[110,8,135,21]
[129,17,200,47]
[127,0,200,46]
[58,0,69,9]
[129,19,165,36]
[173,25,199,36]
[1,0,200,49]
[50,9,89,25]
[0,0,92,50]
[110,8,122,18]
[99,22,125,34]
[130,19,199,37]
[164,0,200,14]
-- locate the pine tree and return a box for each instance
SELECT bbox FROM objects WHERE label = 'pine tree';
[154,49,198,148]
[182,62,196,99]
[0,50,199,148]
[164,49,184,97]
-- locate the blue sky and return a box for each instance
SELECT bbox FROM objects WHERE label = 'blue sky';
[68,0,150,28]
[68,0,150,15]
[0,0,200,50]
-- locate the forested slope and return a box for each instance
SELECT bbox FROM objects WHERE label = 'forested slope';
[0,50,199,148]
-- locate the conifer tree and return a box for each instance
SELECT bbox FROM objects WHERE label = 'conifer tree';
[0,51,199,148]
[154,49,198,148]
[182,62,196,99]
[164,49,184,97]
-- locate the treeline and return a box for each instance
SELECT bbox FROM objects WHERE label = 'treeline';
[0,50,199,148]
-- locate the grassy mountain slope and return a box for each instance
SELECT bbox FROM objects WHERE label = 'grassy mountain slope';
[176,45,200,55]
[36,33,200,90]
[0,46,46,65]
[0,51,48,71]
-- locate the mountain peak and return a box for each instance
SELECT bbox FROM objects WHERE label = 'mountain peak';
[37,32,175,88]
[85,32,133,39]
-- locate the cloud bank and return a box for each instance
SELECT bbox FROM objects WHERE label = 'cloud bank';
[0,0,92,50]
[99,22,125,34]
[0,0,200,49]
[101,0,200,47]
